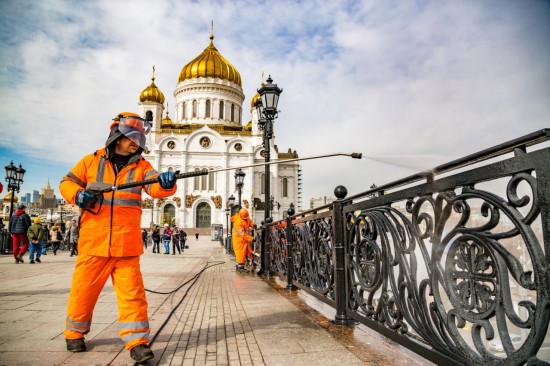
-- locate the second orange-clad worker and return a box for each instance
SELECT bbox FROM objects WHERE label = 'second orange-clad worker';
[231,208,254,272]
[60,112,177,364]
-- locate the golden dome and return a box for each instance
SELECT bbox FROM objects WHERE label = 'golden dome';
[3,191,18,203]
[161,108,173,126]
[140,66,165,104]
[178,35,242,86]
[250,92,260,108]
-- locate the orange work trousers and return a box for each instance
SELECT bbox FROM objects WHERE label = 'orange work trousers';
[232,235,252,265]
[64,254,150,350]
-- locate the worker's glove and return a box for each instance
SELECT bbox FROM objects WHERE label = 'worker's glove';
[76,190,98,209]
[158,171,177,189]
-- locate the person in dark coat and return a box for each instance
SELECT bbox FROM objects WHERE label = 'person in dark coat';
[9,204,32,263]
[151,225,160,253]
[141,229,148,250]
[66,219,80,257]
[179,229,187,251]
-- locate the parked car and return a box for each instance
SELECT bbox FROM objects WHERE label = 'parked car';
[489,334,523,352]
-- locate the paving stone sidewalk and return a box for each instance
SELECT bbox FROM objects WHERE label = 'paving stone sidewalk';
[0,237,430,365]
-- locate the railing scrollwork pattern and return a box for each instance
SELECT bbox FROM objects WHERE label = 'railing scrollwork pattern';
[261,130,550,365]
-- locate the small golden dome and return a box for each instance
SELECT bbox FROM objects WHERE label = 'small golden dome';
[161,109,173,126]
[3,191,18,203]
[178,34,242,86]
[140,66,165,104]
[250,92,260,108]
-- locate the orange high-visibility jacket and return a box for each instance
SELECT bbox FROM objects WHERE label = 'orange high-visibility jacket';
[60,147,176,257]
[231,213,254,264]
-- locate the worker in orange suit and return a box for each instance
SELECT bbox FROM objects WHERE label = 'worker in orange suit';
[231,208,254,272]
[60,112,177,364]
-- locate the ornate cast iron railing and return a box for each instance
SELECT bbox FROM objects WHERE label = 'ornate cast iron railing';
[261,129,550,365]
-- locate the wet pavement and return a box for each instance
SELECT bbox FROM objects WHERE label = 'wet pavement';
[0,237,433,365]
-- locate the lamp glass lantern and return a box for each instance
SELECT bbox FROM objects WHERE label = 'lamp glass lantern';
[254,98,267,128]
[5,161,16,180]
[228,194,235,207]
[257,75,282,118]
[235,169,245,187]
[15,164,26,182]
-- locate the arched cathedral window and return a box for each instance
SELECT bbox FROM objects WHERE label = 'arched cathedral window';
[209,169,215,190]
[192,100,197,118]
[231,103,235,122]
[182,102,186,120]
[282,178,288,197]
[205,100,211,118]
[260,173,265,195]
[194,168,201,190]
[219,101,224,119]
[201,171,207,191]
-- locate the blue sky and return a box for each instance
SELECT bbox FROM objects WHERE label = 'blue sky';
[1,0,549,202]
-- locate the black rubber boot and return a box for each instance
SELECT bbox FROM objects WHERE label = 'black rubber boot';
[66,338,86,352]
[130,344,154,363]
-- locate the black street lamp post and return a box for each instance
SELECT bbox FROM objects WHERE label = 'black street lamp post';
[4,161,26,233]
[150,199,155,228]
[227,194,236,254]
[235,168,245,209]
[59,199,67,232]
[225,208,230,237]
[254,75,282,276]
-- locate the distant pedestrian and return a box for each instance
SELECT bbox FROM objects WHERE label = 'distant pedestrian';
[179,229,187,251]
[50,224,62,255]
[42,224,51,255]
[9,204,31,263]
[172,225,181,254]
[142,229,148,250]
[162,224,172,254]
[27,217,45,264]
[195,232,199,240]
[66,219,79,257]
[151,225,160,253]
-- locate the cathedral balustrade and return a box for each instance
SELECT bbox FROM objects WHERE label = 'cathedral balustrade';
[261,129,550,365]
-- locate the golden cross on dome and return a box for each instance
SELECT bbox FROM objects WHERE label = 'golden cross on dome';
[210,20,214,41]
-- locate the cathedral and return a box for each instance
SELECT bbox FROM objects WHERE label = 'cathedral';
[137,32,300,230]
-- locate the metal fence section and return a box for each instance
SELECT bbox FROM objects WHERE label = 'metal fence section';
[261,129,550,365]
[0,229,11,254]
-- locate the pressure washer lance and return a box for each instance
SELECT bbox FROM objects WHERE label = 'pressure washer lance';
[83,152,362,213]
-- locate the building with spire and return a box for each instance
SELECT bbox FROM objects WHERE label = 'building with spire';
[137,31,300,230]
[37,179,57,209]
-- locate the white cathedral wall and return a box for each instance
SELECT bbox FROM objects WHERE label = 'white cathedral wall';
[139,77,297,230]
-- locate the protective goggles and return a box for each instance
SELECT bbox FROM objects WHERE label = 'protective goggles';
[117,117,151,149]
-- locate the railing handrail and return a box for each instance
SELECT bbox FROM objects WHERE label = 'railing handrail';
[346,128,550,202]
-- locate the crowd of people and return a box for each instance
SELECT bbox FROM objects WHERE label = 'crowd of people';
[8,203,82,264]
[143,224,189,255]
[8,205,193,264]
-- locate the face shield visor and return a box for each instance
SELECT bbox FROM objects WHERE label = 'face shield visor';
[117,117,151,149]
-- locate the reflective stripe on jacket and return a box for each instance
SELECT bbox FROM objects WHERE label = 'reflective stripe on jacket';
[59,147,176,257]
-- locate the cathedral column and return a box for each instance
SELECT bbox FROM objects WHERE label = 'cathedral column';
[179,151,188,228]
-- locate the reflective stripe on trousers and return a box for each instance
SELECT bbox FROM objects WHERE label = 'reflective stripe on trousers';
[64,254,150,350]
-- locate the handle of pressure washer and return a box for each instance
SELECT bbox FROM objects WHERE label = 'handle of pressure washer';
[115,169,209,191]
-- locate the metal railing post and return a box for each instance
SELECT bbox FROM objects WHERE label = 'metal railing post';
[332,185,354,325]
[286,208,298,291]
